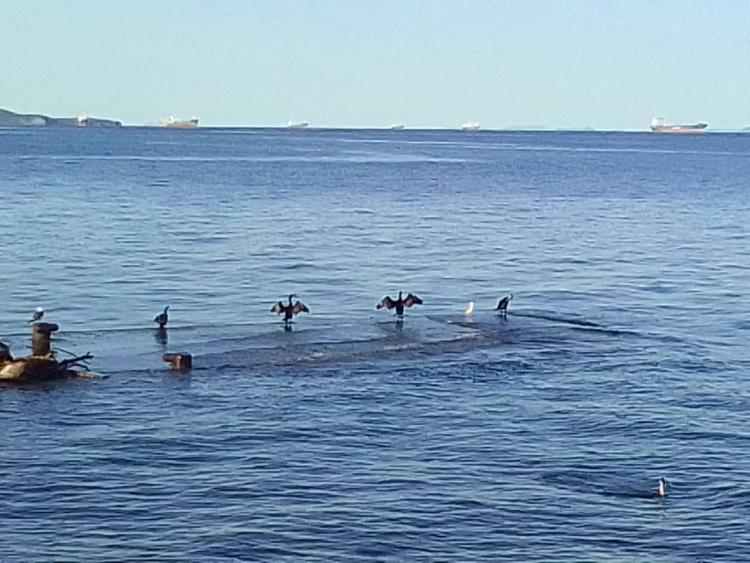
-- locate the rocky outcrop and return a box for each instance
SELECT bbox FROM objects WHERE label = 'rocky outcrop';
[0,108,122,127]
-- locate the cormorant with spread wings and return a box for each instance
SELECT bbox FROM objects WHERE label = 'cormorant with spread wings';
[376,290,423,318]
[271,294,310,324]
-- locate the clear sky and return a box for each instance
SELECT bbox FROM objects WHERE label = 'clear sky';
[2,0,748,129]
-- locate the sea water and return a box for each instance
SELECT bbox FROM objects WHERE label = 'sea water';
[1,127,749,560]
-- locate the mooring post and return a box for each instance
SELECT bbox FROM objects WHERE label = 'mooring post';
[32,323,60,356]
[163,353,192,372]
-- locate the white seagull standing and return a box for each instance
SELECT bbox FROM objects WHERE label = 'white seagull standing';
[657,477,668,498]
[28,307,44,323]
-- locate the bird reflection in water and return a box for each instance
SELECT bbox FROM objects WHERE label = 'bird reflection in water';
[154,327,168,346]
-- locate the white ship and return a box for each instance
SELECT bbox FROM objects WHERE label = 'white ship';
[161,116,199,129]
[461,122,480,132]
[287,120,310,129]
[650,116,707,134]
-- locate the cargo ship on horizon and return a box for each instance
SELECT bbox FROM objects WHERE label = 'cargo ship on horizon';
[650,116,707,134]
[161,116,199,129]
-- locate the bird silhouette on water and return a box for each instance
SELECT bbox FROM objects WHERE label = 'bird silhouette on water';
[28,307,44,323]
[376,291,423,318]
[271,294,310,326]
[154,306,169,328]
[496,293,513,317]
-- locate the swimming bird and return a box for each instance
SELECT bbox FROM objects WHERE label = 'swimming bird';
[657,477,668,498]
[28,307,44,323]
[271,294,310,324]
[154,306,169,328]
[465,301,474,316]
[376,291,423,318]
[496,293,513,316]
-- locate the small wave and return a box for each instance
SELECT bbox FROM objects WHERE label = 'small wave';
[6,154,473,164]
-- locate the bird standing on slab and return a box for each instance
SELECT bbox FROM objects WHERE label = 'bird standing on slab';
[271,294,310,325]
[154,306,169,328]
[28,307,44,323]
[496,294,513,316]
[376,291,423,318]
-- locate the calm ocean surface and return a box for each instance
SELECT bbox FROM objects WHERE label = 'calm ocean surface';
[1,127,749,561]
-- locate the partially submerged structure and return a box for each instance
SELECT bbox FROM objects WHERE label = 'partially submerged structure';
[0,323,95,382]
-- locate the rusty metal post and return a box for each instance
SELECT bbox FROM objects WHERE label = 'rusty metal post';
[163,353,192,372]
[32,322,59,356]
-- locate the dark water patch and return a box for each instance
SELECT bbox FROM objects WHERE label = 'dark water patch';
[540,470,668,501]
[190,313,665,372]
[509,310,605,328]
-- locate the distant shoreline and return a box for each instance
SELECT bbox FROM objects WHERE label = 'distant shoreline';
[0,108,121,128]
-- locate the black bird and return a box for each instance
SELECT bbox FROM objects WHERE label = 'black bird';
[154,306,169,328]
[28,307,44,323]
[376,291,423,318]
[496,293,513,316]
[271,294,310,324]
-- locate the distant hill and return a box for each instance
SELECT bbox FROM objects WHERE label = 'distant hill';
[0,108,121,127]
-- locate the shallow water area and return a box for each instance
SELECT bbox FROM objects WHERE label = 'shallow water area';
[1,128,749,560]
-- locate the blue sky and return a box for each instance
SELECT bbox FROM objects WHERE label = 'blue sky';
[2,1,747,129]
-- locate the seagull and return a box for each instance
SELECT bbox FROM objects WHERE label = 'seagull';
[154,306,169,328]
[657,477,668,498]
[376,291,423,318]
[465,301,474,316]
[28,307,44,323]
[271,294,310,324]
[496,293,513,316]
